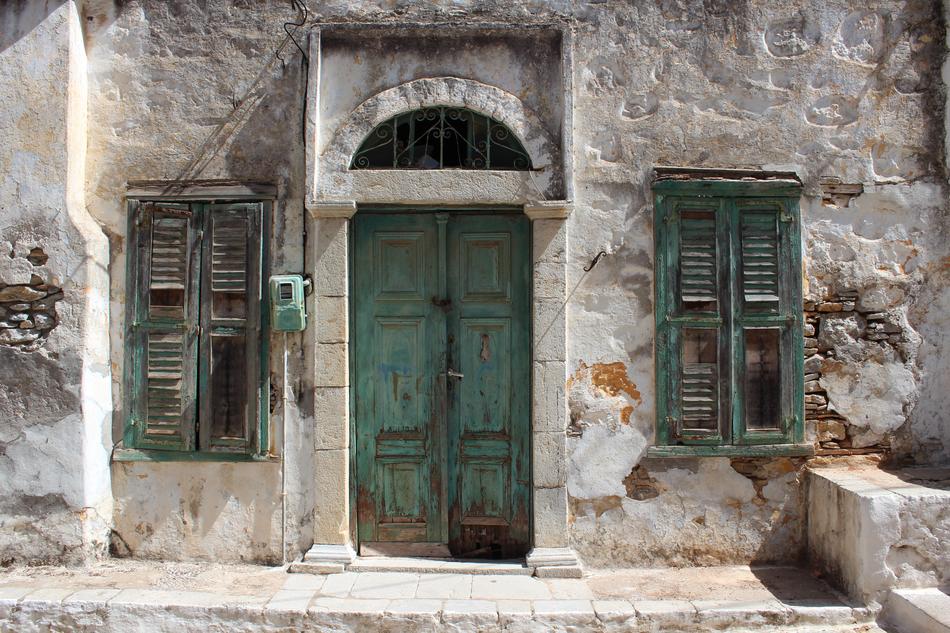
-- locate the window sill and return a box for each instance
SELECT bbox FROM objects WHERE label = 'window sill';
[646,443,816,458]
[112,448,279,463]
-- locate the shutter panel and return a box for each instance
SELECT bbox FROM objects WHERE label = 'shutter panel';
[198,203,263,452]
[734,200,801,444]
[130,202,200,451]
[663,200,726,445]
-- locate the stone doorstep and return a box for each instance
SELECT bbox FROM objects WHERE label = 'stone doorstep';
[883,588,950,633]
[0,585,875,630]
[347,557,534,575]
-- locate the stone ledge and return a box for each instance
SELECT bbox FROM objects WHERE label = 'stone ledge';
[306,200,358,219]
[524,200,572,220]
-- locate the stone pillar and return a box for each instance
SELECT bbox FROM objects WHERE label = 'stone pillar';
[524,202,582,578]
[294,201,357,573]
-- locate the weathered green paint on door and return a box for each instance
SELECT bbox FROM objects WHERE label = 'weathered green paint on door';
[354,211,531,557]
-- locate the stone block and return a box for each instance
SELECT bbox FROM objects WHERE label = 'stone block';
[385,598,442,615]
[534,299,566,362]
[817,419,846,442]
[533,360,567,433]
[532,487,569,547]
[313,219,349,298]
[350,572,420,599]
[532,219,567,264]
[592,599,637,624]
[309,597,389,614]
[804,355,823,374]
[0,286,45,302]
[316,296,348,343]
[532,599,596,625]
[633,600,697,626]
[282,573,326,591]
[415,573,472,599]
[312,450,350,543]
[442,599,498,628]
[314,343,348,387]
[318,572,359,598]
[314,387,349,450]
[533,431,567,488]
[533,262,566,299]
[265,589,317,613]
[535,565,583,578]
[289,561,345,575]
[470,575,551,601]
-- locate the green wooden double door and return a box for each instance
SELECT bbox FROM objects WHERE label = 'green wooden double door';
[353,211,531,558]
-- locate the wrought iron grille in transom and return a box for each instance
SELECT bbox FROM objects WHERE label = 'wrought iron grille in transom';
[350,107,533,171]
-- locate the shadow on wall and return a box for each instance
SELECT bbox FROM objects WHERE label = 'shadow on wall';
[0,0,65,53]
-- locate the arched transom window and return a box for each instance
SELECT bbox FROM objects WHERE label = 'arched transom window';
[350,106,533,171]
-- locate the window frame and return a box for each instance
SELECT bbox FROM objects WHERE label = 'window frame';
[116,196,272,463]
[651,178,810,458]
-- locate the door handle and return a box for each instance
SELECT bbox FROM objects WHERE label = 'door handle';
[446,369,464,380]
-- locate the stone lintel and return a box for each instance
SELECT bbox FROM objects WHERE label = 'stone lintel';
[307,199,358,219]
[524,200,572,220]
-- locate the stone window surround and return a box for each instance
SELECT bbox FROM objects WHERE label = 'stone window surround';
[299,25,582,575]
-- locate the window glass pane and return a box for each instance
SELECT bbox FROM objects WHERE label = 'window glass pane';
[744,329,781,430]
[679,210,717,313]
[149,217,188,319]
[212,214,248,319]
[210,335,247,442]
[681,328,718,431]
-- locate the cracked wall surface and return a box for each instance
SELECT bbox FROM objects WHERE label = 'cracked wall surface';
[1,0,947,566]
[0,0,112,566]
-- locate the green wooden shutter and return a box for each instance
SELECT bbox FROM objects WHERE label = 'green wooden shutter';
[657,197,728,445]
[127,201,200,451]
[732,198,803,444]
[198,203,263,452]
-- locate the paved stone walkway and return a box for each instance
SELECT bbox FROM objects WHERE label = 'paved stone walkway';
[0,561,887,632]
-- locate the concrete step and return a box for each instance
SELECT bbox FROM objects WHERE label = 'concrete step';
[883,588,950,633]
[0,590,877,632]
[348,556,533,575]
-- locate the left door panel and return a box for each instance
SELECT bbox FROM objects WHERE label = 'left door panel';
[354,214,445,546]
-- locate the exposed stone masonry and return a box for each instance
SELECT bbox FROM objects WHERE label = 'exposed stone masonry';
[0,252,62,350]
[804,291,908,455]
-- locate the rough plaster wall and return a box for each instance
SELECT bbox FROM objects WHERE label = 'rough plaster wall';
[111,462,283,563]
[7,0,946,566]
[83,0,312,562]
[0,0,112,565]
[561,0,948,565]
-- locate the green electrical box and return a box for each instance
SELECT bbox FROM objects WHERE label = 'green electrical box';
[269,275,308,332]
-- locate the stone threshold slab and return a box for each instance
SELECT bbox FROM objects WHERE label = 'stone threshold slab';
[348,557,533,575]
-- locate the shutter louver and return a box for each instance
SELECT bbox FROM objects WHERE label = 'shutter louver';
[678,211,718,312]
[740,212,780,310]
[678,328,720,437]
[144,331,187,439]
[129,202,199,451]
[212,215,248,292]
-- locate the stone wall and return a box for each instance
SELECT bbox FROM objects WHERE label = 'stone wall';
[0,0,947,567]
[82,0,312,564]
[0,0,112,566]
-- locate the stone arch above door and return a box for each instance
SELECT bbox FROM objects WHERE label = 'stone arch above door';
[314,77,563,205]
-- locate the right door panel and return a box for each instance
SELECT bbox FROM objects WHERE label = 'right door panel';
[447,214,531,558]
